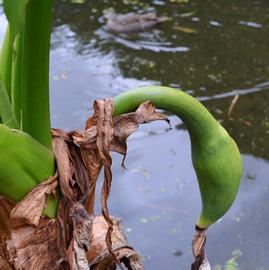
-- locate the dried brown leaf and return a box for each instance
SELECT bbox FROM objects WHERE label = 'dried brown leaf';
[74,100,170,158]
[74,100,170,171]
[52,128,90,203]
[88,216,144,270]
[0,98,169,270]
[80,148,102,214]
[134,101,170,125]
[52,129,92,269]
[111,101,170,163]
[1,218,61,270]
[191,228,211,270]
[10,174,58,228]
[116,248,144,270]
[0,197,14,243]
[72,99,169,269]
[52,130,75,201]
[66,204,93,270]
[92,99,121,268]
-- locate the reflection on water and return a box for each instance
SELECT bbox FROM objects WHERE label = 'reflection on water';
[95,29,190,52]
[51,0,269,160]
[1,0,269,269]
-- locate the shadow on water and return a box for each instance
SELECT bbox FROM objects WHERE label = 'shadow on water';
[1,0,269,269]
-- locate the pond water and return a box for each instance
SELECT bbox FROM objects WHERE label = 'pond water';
[1,1,269,269]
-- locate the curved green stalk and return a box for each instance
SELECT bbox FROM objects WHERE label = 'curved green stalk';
[0,25,12,99]
[114,86,242,228]
[21,0,53,148]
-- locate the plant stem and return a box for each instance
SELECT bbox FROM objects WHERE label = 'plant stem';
[114,86,242,228]
[0,25,12,99]
[21,0,53,148]
[113,86,219,147]
[0,77,19,129]
[11,33,23,126]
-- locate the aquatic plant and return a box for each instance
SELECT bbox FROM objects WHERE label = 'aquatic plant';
[0,1,242,269]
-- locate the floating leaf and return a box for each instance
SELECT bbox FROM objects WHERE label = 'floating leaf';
[70,0,85,3]
[169,228,177,236]
[139,217,149,224]
[173,25,198,34]
[170,0,189,3]
[151,215,161,221]
[180,11,196,18]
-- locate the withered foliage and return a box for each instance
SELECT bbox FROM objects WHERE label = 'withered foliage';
[191,228,211,270]
[0,99,170,270]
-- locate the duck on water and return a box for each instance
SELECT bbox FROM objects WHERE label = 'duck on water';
[104,10,168,33]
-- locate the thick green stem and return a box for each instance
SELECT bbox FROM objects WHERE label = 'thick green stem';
[0,25,12,99]
[0,124,56,218]
[21,0,53,148]
[114,86,220,147]
[114,86,242,228]
[11,33,23,126]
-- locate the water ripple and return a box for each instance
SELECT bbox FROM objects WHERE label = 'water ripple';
[96,29,190,53]
[198,80,269,101]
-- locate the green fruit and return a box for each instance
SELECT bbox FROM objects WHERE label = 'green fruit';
[113,86,242,228]
[0,124,57,218]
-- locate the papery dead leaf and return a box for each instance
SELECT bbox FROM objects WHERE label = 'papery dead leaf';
[1,218,61,270]
[0,98,171,270]
[191,228,211,270]
[92,99,122,268]
[52,129,91,269]
[134,101,170,124]
[73,99,169,269]
[52,129,75,201]
[66,204,93,270]
[0,196,14,243]
[73,100,170,166]
[80,148,102,214]
[88,216,144,270]
[10,173,58,228]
